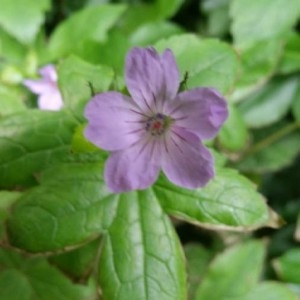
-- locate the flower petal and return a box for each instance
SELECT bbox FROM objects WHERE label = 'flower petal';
[169,88,228,140]
[23,79,53,94]
[84,92,145,151]
[125,47,179,113]
[161,127,214,189]
[38,89,63,111]
[105,138,161,192]
[161,49,180,102]
[39,64,57,82]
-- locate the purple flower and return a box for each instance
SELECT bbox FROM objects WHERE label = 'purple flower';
[23,64,63,111]
[84,47,228,192]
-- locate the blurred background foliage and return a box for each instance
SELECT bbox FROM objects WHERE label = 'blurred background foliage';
[0,0,300,299]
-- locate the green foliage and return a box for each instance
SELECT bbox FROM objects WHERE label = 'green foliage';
[218,103,249,151]
[184,244,212,299]
[0,0,50,45]
[118,0,183,33]
[231,39,283,102]
[47,4,127,60]
[230,0,300,48]
[7,162,115,251]
[58,55,114,117]
[1,0,300,299]
[237,122,300,173]
[242,282,299,300]
[0,249,96,300]
[201,0,230,37]
[155,0,184,19]
[99,191,186,300]
[0,110,78,188]
[0,191,21,239]
[49,239,100,279]
[273,248,300,284]
[195,240,265,299]
[278,32,300,75]
[292,83,300,120]
[154,169,273,229]
[0,85,26,116]
[130,21,183,46]
[71,124,100,153]
[155,35,239,94]
[0,28,27,64]
[239,76,300,128]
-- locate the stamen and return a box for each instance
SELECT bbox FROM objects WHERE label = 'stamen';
[145,113,173,136]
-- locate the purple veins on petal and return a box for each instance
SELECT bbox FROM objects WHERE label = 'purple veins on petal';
[161,49,180,100]
[125,47,180,113]
[84,92,145,151]
[161,127,214,189]
[168,87,228,140]
[84,46,228,193]
[105,137,161,192]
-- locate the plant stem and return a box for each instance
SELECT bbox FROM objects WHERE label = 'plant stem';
[245,121,300,156]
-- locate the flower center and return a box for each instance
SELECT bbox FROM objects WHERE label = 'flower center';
[145,113,173,136]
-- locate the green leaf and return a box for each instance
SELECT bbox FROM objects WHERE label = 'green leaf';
[58,55,114,117]
[154,168,274,230]
[291,82,300,121]
[119,5,158,34]
[99,190,186,300]
[184,244,212,300]
[243,282,298,300]
[195,240,265,300]
[77,30,130,75]
[239,76,300,128]
[119,0,183,33]
[210,148,228,168]
[218,103,249,152]
[155,34,239,94]
[50,239,100,279]
[0,110,78,189]
[0,191,22,240]
[155,0,184,18]
[0,0,50,45]
[230,0,300,48]
[0,65,23,84]
[130,21,183,47]
[0,247,21,267]
[71,124,100,154]
[237,123,300,173]
[209,148,227,168]
[273,248,300,284]
[201,0,230,10]
[0,249,96,300]
[0,269,31,300]
[288,284,300,297]
[0,28,27,64]
[47,4,127,59]
[278,32,300,75]
[0,85,26,117]
[8,166,187,298]
[231,39,283,102]
[7,161,117,252]
[296,213,300,242]
[201,0,230,37]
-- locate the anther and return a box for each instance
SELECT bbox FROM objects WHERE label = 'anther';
[145,113,171,136]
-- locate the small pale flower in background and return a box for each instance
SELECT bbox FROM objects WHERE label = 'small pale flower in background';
[84,47,228,193]
[23,64,63,111]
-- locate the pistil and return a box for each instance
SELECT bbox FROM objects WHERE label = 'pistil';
[145,113,173,136]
